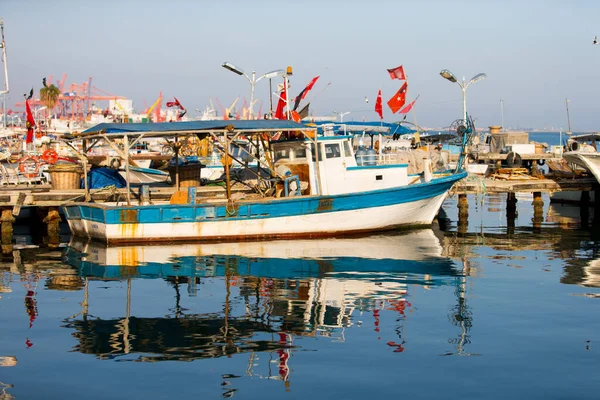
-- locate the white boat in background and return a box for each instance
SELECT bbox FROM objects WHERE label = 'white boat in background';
[118,165,170,184]
[61,119,469,244]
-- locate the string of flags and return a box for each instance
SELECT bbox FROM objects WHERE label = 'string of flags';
[374,65,419,119]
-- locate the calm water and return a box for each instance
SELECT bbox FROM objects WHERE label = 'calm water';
[1,194,600,399]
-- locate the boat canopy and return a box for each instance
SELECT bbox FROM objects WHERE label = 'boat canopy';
[308,121,413,135]
[68,120,312,140]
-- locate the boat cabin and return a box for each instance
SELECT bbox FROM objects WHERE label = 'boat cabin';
[272,135,410,196]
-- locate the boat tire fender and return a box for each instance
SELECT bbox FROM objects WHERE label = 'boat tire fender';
[505,152,522,168]
[110,158,121,170]
[569,142,579,152]
[18,156,40,178]
[537,159,545,166]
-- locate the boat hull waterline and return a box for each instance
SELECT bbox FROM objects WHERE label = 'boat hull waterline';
[63,172,466,244]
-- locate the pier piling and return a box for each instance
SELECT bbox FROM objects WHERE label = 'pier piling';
[42,207,61,249]
[532,192,544,231]
[0,208,14,254]
[506,193,517,232]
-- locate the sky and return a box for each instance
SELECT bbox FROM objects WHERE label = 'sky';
[2,0,600,131]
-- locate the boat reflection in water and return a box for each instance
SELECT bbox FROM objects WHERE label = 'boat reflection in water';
[62,229,465,373]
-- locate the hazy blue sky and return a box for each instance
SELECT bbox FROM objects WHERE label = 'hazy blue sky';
[2,0,600,130]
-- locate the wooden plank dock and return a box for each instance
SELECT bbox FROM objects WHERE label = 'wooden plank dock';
[0,175,596,208]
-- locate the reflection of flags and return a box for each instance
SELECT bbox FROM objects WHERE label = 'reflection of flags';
[298,103,310,119]
[25,100,36,144]
[387,65,406,80]
[387,83,408,113]
[293,76,319,111]
[399,95,419,114]
[375,89,383,119]
[166,97,184,110]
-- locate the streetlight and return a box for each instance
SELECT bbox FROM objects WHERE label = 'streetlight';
[333,110,350,123]
[33,106,46,126]
[222,62,285,119]
[439,69,486,122]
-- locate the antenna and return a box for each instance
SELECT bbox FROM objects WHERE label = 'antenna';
[565,98,572,134]
[0,19,9,130]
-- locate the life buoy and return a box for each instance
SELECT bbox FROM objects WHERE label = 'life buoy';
[42,149,59,164]
[109,158,122,169]
[18,156,40,178]
[505,152,522,168]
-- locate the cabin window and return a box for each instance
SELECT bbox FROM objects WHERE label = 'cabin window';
[310,144,323,162]
[274,148,290,162]
[295,147,307,160]
[324,143,341,159]
[342,141,352,157]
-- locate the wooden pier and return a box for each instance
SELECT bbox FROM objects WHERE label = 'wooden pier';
[0,172,598,254]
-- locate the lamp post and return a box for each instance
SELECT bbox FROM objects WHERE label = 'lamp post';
[222,62,284,119]
[33,106,46,127]
[439,69,487,122]
[333,111,350,123]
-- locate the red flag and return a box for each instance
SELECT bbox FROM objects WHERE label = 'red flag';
[274,84,287,119]
[387,83,408,114]
[293,76,319,111]
[166,97,184,109]
[399,95,419,114]
[387,65,406,80]
[25,100,36,144]
[375,89,383,119]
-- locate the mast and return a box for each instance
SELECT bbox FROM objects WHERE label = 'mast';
[565,98,572,135]
[0,19,9,130]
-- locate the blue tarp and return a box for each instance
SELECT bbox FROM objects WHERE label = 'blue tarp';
[80,120,309,135]
[87,167,127,189]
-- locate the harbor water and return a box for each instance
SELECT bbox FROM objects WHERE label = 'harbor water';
[1,191,599,399]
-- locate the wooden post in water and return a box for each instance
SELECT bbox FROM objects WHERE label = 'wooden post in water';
[457,194,469,236]
[532,192,544,231]
[0,207,14,255]
[580,191,590,228]
[506,192,517,231]
[43,207,61,249]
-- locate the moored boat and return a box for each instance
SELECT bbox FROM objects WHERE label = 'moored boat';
[60,120,468,243]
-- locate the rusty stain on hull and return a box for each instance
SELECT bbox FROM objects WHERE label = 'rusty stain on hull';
[316,198,333,212]
[119,210,139,223]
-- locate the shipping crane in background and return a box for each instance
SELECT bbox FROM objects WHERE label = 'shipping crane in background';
[14,74,127,122]
[144,92,163,122]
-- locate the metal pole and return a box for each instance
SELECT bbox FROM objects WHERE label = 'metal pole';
[500,99,504,130]
[566,98,572,134]
[124,134,131,205]
[269,78,273,118]
[462,80,467,122]
[249,71,256,120]
[285,75,290,120]
[224,132,231,201]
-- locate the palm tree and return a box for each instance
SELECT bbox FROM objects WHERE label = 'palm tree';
[39,79,60,128]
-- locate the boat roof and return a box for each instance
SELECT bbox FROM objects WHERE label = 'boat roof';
[65,120,314,140]
[308,121,413,135]
[569,132,600,142]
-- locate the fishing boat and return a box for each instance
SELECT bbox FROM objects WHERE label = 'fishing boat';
[562,133,600,177]
[60,119,468,244]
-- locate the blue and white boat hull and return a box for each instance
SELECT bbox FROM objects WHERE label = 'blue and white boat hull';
[63,172,465,243]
